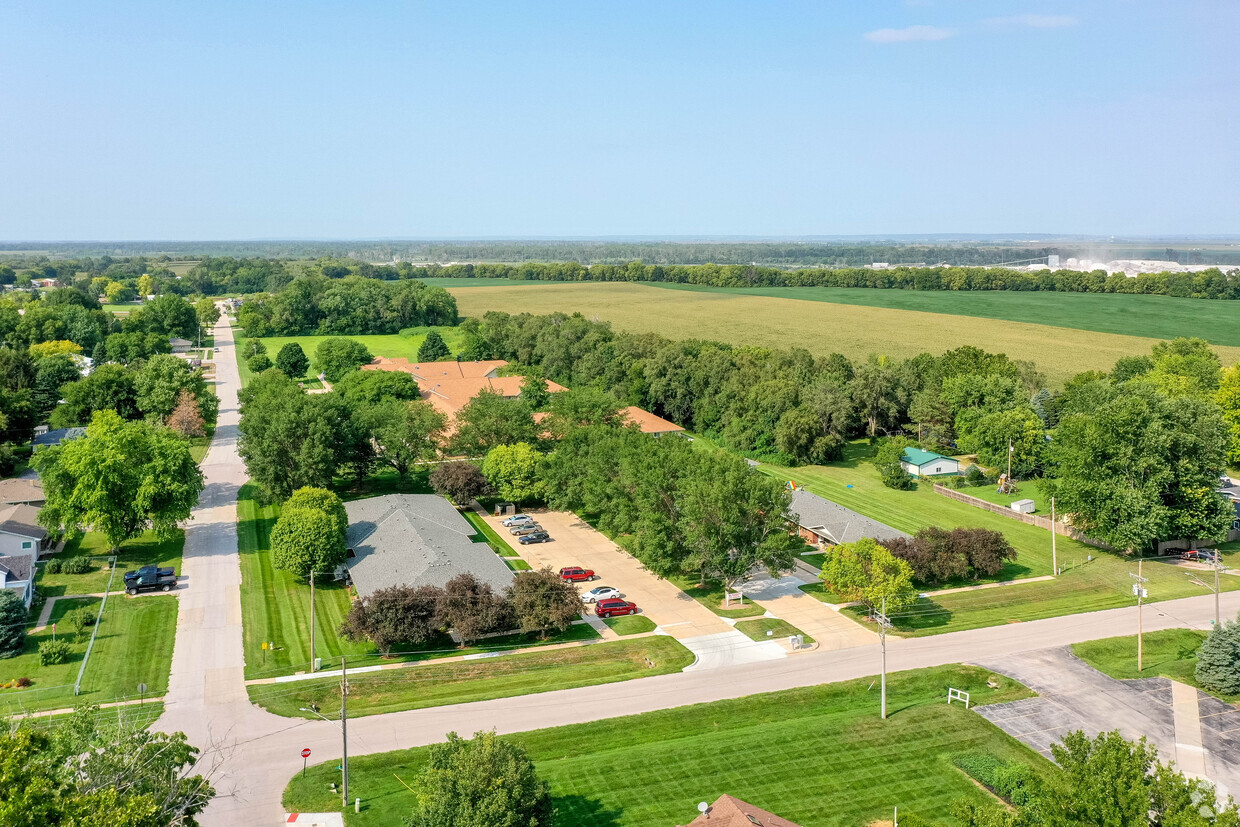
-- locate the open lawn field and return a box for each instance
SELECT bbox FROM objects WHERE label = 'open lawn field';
[250,635,692,719]
[447,282,1240,385]
[284,664,1043,827]
[234,326,467,387]
[36,529,184,597]
[0,594,178,715]
[726,441,1240,635]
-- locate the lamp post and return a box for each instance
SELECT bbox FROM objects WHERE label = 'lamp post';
[300,657,349,806]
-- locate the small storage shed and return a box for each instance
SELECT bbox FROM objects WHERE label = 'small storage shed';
[899,447,960,477]
[1010,499,1036,514]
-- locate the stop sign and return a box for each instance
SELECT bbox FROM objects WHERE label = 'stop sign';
[301,748,311,758]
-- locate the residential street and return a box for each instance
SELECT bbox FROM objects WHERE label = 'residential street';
[155,315,1240,825]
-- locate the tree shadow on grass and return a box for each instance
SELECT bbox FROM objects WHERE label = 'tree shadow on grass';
[553,795,623,827]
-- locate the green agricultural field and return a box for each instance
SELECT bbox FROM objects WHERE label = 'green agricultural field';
[1072,629,1240,704]
[646,283,1240,349]
[233,326,469,387]
[36,530,184,597]
[0,594,177,715]
[447,282,1240,385]
[250,635,693,719]
[730,441,1240,635]
[283,664,1044,827]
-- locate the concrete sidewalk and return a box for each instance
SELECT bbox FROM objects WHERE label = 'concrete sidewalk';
[740,570,877,651]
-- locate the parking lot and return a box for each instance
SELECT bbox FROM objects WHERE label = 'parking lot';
[484,509,735,641]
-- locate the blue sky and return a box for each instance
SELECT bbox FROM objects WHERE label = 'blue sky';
[1,1,1235,240]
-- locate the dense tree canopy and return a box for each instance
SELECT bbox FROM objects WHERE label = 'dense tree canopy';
[33,410,205,551]
[408,731,553,827]
[314,337,373,382]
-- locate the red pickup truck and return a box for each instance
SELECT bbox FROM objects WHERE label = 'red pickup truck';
[559,566,596,582]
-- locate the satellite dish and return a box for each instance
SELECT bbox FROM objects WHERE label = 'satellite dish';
[698,802,709,814]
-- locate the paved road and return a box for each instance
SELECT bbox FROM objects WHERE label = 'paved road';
[152,317,1240,825]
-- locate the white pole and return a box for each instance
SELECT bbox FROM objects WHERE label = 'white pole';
[1051,497,1057,575]
[880,596,887,720]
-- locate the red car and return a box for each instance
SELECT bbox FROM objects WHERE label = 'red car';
[595,598,638,619]
[559,566,596,582]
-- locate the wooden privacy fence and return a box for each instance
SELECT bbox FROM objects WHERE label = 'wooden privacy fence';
[932,484,1110,550]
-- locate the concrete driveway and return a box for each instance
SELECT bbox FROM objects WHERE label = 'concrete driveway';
[740,570,878,651]
[485,509,785,668]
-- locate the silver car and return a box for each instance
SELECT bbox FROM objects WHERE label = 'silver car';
[510,523,544,536]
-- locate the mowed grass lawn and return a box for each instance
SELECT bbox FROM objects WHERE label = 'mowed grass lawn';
[284,665,1046,827]
[741,442,1240,635]
[447,282,1240,385]
[36,530,184,597]
[0,594,178,715]
[1072,629,1240,704]
[250,635,693,719]
[234,326,469,387]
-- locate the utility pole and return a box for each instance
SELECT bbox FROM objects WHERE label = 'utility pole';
[1185,556,1223,627]
[1007,437,1013,483]
[1130,561,1148,672]
[1050,497,1058,575]
[309,570,316,672]
[875,596,893,720]
[341,655,349,806]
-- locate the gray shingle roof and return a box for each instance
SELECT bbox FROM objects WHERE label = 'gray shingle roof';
[0,504,46,541]
[32,427,85,448]
[344,494,514,598]
[0,478,43,505]
[790,489,910,546]
[0,555,32,583]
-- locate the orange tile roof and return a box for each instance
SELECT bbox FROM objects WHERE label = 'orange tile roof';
[678,795,802,827]
[621,405,685,434]
[363,357,508,380]
[363,360,566,420]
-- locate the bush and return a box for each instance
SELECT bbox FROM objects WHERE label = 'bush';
[954,753,1036,806]
[38,639,70,666]
[339,584,443,654]
[0,592,24,658]
[15,676,31,687]
[0,443,17,477]
[44,558,62,574]
[247,353,272,373]
[1195,615,1240,695]
[507,567,581,638]
[965,464,989,487]
[429,461,492,506]
[59,556,92,575]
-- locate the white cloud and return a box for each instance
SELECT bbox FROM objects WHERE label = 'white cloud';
[864,25,957,43]
[983,14,1078,29]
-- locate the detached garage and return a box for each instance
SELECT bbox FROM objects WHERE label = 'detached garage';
[900,447,960,477]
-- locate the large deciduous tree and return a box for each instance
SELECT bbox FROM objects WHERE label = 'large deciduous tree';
[314,337,373,382]
[481,443,545,506]
[429,461,492,506]
[507,567,580,638]
[269,486,347,578]
[166,388,206,437]
[134,353,218,422]
[436,573,511,646]
[33,410,205,551]
[238,371,337,501]
[1218,364,1240,467]
[408,731,553,827]
[194,298,220,330]
[820,537,916,613]
[449,390,538,457]
[275,342,310,379]
[1042,382,1234,551]
[361,399,446,479]
[0,590,25,658]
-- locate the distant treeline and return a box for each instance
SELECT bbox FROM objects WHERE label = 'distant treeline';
[237,276,457,336]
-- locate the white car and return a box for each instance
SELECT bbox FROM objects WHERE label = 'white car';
[581,586,621,604]
[502,514,533,527]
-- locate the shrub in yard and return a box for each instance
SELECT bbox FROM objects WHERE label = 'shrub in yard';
[270,487,347,578]
[0,444,17,477]
[67,607,96,642]
[429,461,492,506]
[409,730,552,827]
[44,558,62,574]
[873,437,915,491]
[15,676,32,687]
[247,353,272,373]
[964,464,989,487]
[883,527,1016,586]
[38,638,70,666]
[0,592,24,658]
[1195,614,1240,695]
[339,584,443,655]
[436,573,512,646]
[59,556,92,575]
[507,567,581,638]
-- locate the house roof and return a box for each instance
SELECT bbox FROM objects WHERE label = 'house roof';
[620,406,684,435]
[679,795,803,827]
[364,357,508,380]
[168,337,193,346]
[344,494,514,597]
[32,427,86,447]
[0,504,47,541]
[0,478,43,505]
[0,555,32,583]
[901,447,955,466]
[790,489,910,546]
[363,359,568,419]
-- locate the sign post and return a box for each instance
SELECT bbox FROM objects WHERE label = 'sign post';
[138,682,147,706]
[301,747,311,777]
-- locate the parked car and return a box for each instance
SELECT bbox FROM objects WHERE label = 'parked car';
[510,523,543,536]
[1183,549,1221,564]
[123,565,175,586]
[519,531,551,544]
[559,566,596,582]
[502,514,533,527]
[125,572,177,595]
[595,598,638,618]
[581,586,620,604]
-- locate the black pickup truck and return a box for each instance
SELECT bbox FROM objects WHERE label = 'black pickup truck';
[123,565,175,586]
[125,571,177,594]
